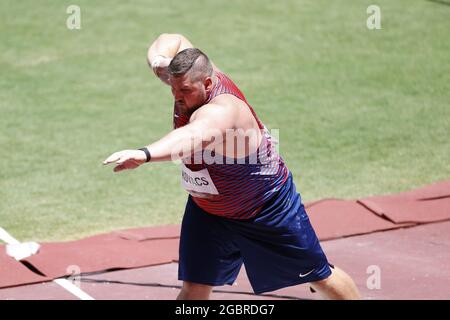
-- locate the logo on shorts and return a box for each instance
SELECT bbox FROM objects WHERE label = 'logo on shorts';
[299,269,315,278]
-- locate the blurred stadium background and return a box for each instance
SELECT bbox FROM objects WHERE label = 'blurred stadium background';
[0,0,449,242]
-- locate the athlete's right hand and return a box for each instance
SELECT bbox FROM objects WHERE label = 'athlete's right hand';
[151,55,172,85]
[103,150,147,172]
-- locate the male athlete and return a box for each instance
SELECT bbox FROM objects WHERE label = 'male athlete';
[103,33,361,300]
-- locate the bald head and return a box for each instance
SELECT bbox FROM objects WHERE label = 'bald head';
[168,48,213,81]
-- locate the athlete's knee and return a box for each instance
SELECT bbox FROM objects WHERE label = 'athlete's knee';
[310,273,334,290]
[177,281,213,300]
[309,266,361,300]
[310,265,342,290]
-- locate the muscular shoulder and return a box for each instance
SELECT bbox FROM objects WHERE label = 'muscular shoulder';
[208,94,259,131]
[190,93,259,132]
[190,102,239,130]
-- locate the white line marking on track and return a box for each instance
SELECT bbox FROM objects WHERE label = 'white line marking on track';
[53,279,94,300]
[0,227,95,300]
[0,227,21,245]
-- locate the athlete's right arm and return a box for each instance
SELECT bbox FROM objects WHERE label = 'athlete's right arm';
[147,33,194,85]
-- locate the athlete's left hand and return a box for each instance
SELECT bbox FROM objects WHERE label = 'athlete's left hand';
[103,150,147,172]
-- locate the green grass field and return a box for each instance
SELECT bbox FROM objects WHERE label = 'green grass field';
[1,0,449,242]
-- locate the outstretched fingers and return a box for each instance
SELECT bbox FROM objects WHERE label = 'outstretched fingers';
[115,155,130,165]
[103,150,143,173]
[104,152,131,165]
[103,152,122,165]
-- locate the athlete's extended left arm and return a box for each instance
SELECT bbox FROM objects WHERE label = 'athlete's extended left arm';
[103,104,236,172]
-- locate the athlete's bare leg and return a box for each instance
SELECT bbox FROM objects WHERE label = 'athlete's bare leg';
[177,281,213,300]
[309,266,361,300]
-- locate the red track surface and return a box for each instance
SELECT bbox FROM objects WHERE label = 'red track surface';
[1,180,449,299]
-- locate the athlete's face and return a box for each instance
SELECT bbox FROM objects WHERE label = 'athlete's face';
[170,72,213,112]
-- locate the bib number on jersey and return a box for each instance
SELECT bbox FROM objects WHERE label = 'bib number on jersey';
[181,163,219,196]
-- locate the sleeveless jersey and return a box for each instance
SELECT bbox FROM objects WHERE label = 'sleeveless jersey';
[173,71,289,219]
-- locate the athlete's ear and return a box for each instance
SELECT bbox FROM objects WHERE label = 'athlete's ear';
[204,77,213,93]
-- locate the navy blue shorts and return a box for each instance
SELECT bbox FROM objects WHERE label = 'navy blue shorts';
[178,173,332,294]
